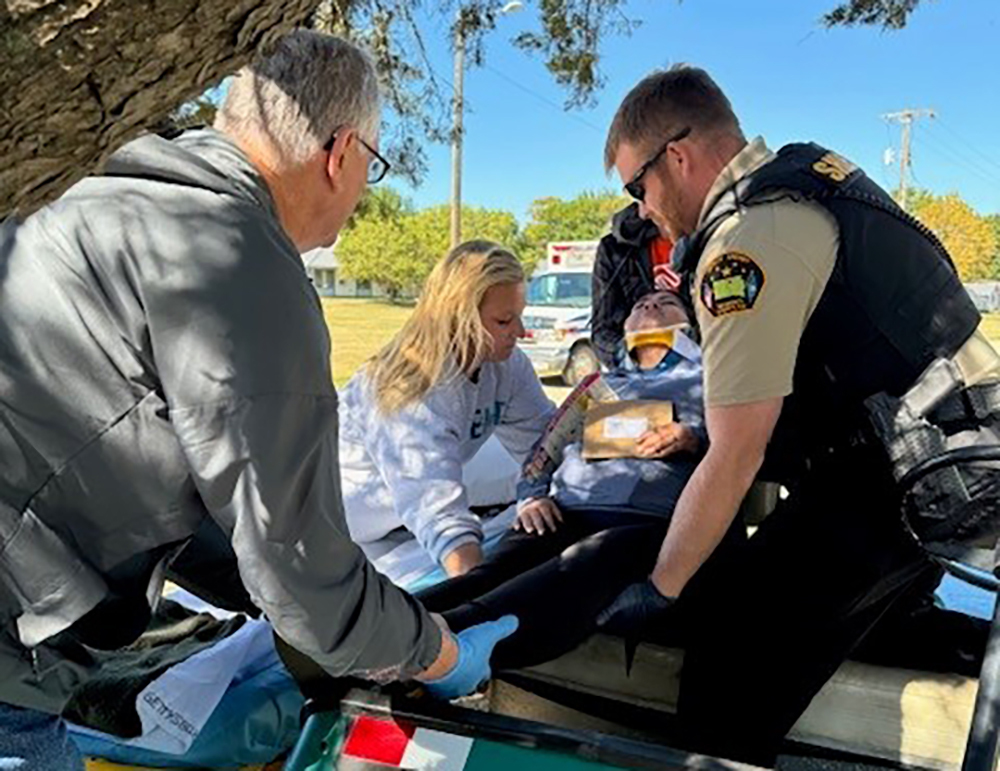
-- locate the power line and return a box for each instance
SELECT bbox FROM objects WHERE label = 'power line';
[909,154,927,190]
[422,58,604,136]
[934,119,1000,177]
[912,126,1000,191]
[912,137,996,189]
[923,123,1000,190]
[482,62,605,134]
[917,122,1000,187]
[399,30,605,145]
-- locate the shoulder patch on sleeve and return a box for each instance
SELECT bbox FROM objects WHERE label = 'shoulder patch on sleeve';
[699,251,765,318]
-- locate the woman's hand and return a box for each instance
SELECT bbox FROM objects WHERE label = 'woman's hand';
[513,497,564,535]
[442,542,484,577]
[635,423,699,459]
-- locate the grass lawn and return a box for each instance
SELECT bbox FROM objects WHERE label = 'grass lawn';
[321,299,1000,390]
[322,297,414,386]
[321,296,572,400]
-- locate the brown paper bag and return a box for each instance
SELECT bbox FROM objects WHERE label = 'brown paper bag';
[581,400,675,460]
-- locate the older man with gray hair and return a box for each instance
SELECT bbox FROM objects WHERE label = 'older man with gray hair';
[0,30,511,769]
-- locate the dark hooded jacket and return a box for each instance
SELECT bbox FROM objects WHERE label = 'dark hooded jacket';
[590,204,661,368]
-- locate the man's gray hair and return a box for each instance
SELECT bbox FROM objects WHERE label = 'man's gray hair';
[217,30,380,164]
[604,64,742,172]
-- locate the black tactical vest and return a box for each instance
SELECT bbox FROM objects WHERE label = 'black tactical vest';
[673,143,981,480]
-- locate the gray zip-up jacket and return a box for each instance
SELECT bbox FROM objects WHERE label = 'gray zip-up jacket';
[0,129,440,713]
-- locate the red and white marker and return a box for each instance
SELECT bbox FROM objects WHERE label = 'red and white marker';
[342,715,474,770]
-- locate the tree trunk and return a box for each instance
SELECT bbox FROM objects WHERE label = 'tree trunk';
[1,0,322,218]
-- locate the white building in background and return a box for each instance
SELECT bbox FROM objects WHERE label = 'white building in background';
[301,247,387,298]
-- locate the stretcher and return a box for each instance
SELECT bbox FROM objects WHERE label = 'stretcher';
[86,397,1000,771]
[277,631,986,771]
[281,437,1000,771]
[284,686,759,771]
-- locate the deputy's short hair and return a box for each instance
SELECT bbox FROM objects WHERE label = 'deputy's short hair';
[604,65,742,171]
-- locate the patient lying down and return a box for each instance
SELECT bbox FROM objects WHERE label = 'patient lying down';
[414,291,745,670]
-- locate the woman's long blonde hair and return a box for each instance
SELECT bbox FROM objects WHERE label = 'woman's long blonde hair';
[366,240,524,415]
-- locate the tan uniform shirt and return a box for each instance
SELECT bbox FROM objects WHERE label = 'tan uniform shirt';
[693,137,840,406]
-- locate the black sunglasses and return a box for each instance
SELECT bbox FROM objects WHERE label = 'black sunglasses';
[624,126,692,202]
[324,130,391,185]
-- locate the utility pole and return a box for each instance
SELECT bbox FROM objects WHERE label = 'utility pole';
[449,2,523,250]
[449,18,465,250]
[882,107,935,210]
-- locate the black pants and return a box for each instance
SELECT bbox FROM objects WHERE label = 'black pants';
[668,444,939,767]
[287,478,983,760]
[421,460,985,767]
[417,508,746,671]
[276,509,676,702]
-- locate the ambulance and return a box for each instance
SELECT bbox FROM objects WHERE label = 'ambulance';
[520,241,601,385]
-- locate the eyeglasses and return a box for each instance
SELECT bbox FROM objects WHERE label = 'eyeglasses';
[324,130,392,185]
[624,126,691,202]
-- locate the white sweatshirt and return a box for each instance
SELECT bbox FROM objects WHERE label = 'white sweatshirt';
[338,349,554,583]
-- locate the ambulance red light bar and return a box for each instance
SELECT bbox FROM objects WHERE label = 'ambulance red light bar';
[550,243,572,267]
[545,241,599,270]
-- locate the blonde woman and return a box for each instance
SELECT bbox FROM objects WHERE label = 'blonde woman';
[339,241,555,587]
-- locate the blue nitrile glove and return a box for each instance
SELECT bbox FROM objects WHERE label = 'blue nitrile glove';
[424,615,519,700]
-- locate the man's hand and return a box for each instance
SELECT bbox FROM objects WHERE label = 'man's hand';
[596,581,676,673]
[513,497,564,535]
[442,542,484,577]
[420,615,519,700]
[635,423,699,459]
[597,579,676,635]
[417,614,461,681]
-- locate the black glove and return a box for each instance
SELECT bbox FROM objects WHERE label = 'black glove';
[598,580,675,632]
[597,580,676,674]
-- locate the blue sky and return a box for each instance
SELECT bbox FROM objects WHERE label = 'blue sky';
[388,0,1000,222]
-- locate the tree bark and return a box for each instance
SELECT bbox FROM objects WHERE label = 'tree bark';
[1,0,321,218]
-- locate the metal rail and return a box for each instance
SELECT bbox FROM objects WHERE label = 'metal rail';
[895,444,1000,771]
